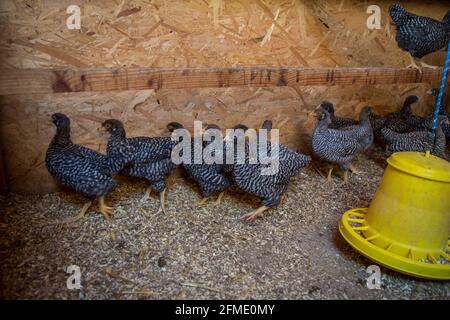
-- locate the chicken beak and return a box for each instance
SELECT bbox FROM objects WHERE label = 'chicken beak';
[98,125,108,138]
[307,105,321,118]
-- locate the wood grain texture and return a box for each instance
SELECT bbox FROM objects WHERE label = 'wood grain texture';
[0,82,440,194]
[0,67,445,96]
[0,142,6,194]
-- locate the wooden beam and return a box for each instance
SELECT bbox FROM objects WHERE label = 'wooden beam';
[0,142,6,194]
[0,67,444,95]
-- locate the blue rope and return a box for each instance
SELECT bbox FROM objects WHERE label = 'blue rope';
[432,40,450,145]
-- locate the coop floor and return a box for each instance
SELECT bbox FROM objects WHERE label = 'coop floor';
[0,152,449,300]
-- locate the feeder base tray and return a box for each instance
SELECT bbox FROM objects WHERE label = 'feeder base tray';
[339,208,450,280]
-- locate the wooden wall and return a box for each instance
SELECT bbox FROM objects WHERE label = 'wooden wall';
[0,0,448,194]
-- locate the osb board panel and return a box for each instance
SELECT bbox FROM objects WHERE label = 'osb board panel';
[0,0,448,193]
[0,0,449,69]
[0,84,438,194]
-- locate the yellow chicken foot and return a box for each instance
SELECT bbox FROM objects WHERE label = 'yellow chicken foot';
[240,205,270,221]
[406,55,422,73]
[343,170,349,184]
[141,187,151,202]
[196,197,209,207]
[213,191,225,206]
[156,189,167,214]
[349,163,359,175]
[99,196,113,220]
[62,201,92,223]
[326,167,333,183]
[419,60,439,70]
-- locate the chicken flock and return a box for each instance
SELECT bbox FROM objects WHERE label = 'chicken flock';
[46,94,450,222]
[45,4,450,222]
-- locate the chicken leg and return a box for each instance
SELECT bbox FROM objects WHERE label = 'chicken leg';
[419,60,439,69]
[196,197,209,206]
[156,189,167,214]
[62,200,92,223]
[326,167,333,183]
[349,163,359,175]
[405,54,422,73]
[141,187,151,202]
[99,196,113,220]
[213,191,225,205]
[240,205,270,221]
[405,55,439,72]
[343,170,349,184]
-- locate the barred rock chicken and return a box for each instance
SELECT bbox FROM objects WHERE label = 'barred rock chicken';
[389,4,450,70]
[444,121,450,143]
[319,101,358,129]
[102,119,176,214]
[221,124,249,177]
[368,109,388,142]
[424,89,450,142]
[383,95,419,133]
[416,107,450,143]
[312,107,373,183]
[167,122,230,206]
[381,115,449,158]
[227,120,311,221]
[46,113,116,222]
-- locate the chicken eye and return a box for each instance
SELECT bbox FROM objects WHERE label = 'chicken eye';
[105,124,110,129]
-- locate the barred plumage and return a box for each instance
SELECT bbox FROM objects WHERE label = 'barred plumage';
[389,4,450,59]
[46,113,116,198]
[383,95,419,133]
[319,101,358,129]
[103,119,176,213]
[368,110,388,143]
[227,120,311,220]
[46,113,116,220]
[232,143,311,207]
[415,107,450,143]
[381,115,448,158]
[312,107,373,182]
[167,122,230,201]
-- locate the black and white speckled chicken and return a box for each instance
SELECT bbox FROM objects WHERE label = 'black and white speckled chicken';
[441,111,450,144]
[46,113,116,222]
[436,105,450,143]
[167,122,230,206]
[424,88,450,142]
[319,101,358,129]
[383,95,419,133]
[381,115,449,158]
[312,107,373,183]
[389,4,450,70]
[227,120,311,221]
[414,110,450,144]
[368,109,388,144]
[102,119,176,214]
[221,124,249,178]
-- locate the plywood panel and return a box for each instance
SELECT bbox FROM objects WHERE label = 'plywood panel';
[0,0,449,69]
[0,83,439,194]
[0,0,448,194]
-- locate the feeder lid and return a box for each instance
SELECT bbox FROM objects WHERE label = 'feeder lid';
[387,151,450,182]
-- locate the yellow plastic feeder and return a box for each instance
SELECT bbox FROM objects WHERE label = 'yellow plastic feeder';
[339,151,450,280]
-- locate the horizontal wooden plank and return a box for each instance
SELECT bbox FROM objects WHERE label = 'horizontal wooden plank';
[0,67,445,95]
[0,144,6,194]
